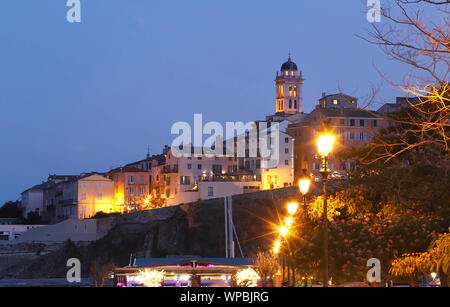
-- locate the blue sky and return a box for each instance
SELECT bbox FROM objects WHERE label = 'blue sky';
[0,0,407,204]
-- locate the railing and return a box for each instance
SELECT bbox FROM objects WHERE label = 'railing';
[198,175,261,183]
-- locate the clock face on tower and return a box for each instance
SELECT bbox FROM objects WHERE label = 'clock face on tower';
[275,56,304,114]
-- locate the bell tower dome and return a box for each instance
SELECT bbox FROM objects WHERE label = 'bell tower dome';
[275,55,304,114]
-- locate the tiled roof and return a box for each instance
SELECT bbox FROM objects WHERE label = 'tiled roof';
[108,166,149,174]
[316,108,379,118]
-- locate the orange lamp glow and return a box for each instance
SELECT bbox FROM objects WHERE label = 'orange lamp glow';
[299,178,311,195]
[285,217,293,227]
[280,226,288,237]
[287,202,298,215]
[317,134,335,157]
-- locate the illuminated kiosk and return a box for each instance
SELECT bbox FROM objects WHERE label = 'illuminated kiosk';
[114,257,255,287]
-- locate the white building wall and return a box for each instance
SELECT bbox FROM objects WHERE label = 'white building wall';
[0,225,45,241]
[198,181,261,200]
[21,190,44,218]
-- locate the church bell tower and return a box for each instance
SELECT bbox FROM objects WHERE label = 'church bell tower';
[275,55,304,114]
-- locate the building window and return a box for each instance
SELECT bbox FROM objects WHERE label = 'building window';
[82,182,87,188]
[187,164,192,170]
[289,100,292,108]
[294,100,297,109]
[285,148,289,154]
[180,176,191,185]
[289,86,293,97]
[285,160,289,165]
[98,193,102,200]
[208,187,214,197]
[360,120,365,127]
[129,187,136,195]
[198,164,202,170]
[98,182,102,189]
[350,119,355,127]
[81,193,86,200]
[294,86,297,97]
[128,175,135,184]
[373,120,378,127]
[212,165,222,174]
[333,99,338,105]
[285,137,289,143]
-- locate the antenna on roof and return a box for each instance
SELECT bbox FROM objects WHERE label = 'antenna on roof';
[146,145,150,159]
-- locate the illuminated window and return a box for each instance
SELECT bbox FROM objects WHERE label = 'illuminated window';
[333,99,338,105]
[294,86,297,97]
[289,86,293,97]
[81,193,86,200]
[98,193,102,200]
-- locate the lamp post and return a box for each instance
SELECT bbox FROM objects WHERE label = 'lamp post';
[298,170,311,287]
[298,170,311,221]
[279,226,289,286]
[317,134,334,287]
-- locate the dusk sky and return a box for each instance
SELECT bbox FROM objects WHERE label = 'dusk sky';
[0,1,409,204]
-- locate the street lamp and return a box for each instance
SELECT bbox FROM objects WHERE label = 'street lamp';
[287,202,298,216]
[298,170,311,286]
[317,133,334,287]
[298,170,311,220]
[285,217,293,227]
[279,226,288,238]
[273,240,281,254]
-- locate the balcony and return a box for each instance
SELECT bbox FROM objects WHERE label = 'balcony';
[199,174,261,183]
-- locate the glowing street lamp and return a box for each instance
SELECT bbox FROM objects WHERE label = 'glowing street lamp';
[299,169,311,221]
[317,134,334,157]
[299,177,311,196]
[316,132,334,288]
[280,226,288,237]
[287,202,298,215]
[273,240,281,255]
[285,217,293,228]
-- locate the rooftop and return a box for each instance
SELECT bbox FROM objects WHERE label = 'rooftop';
[134,257,253,267]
